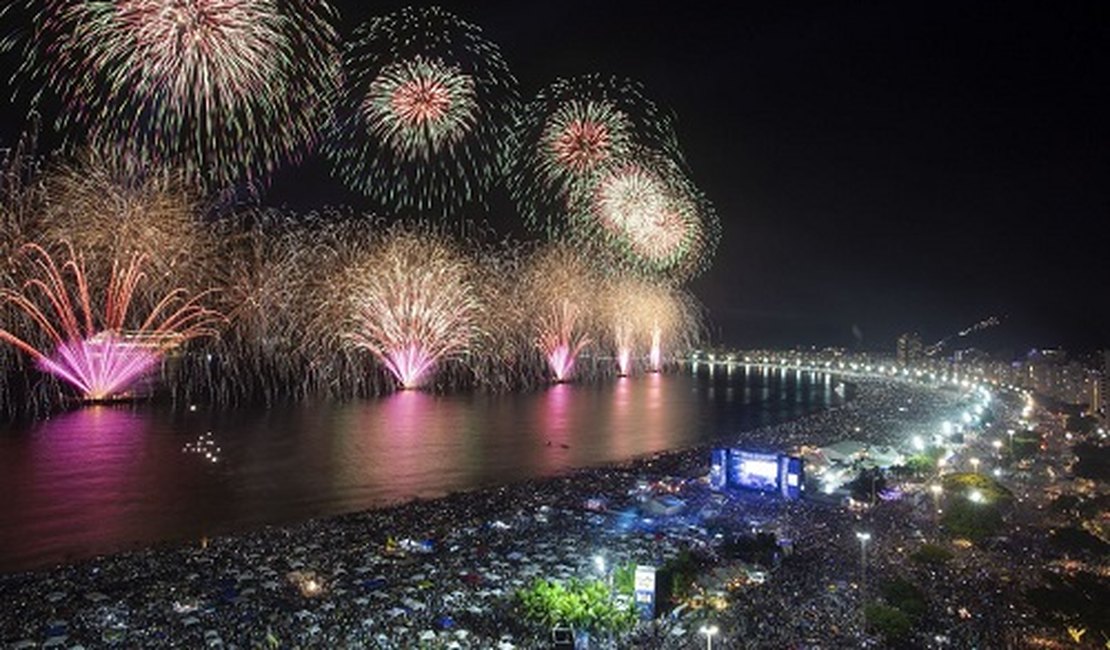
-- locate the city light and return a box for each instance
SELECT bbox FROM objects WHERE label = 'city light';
[699,624,720,650]
[856,531,872,580]
[0,1,1100,643]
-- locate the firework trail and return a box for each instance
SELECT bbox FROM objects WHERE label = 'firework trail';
[327,6,518,215]
[604,275,653,375]
[603,275,700,374]
[338,226,481,389]
[537,297,589,383]
[523,244,600,382]
[35,153,218,296]
[507,75,682,236]
[0,243,223,401]
[12,0,340,191]
[180,209,332,405]
[1,115,43,299]
[645,285,701,372]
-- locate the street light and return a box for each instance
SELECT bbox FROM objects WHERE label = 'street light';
[970,457,980,475]
[855,531,872,580]
[699,624,719,650]
[969,489,984,504]
[929,484,943,521]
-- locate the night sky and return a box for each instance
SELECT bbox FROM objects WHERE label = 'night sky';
[2,1,1107,354]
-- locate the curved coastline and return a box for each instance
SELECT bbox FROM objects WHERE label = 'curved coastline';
[0,367,841,573]
[0,374,968,648]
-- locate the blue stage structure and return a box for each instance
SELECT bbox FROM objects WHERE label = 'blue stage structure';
[710,448,804,500]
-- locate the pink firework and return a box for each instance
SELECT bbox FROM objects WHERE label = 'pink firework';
[35,335,159,400]
[377,342,437,390]
[0,244,223,401]
[538,298,590,382]
[613,322,634,376]
[344,229,479,390]
[649,326,663,372]
[524,245,598,383]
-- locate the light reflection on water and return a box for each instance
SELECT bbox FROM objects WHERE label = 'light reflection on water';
[0,367,845,572]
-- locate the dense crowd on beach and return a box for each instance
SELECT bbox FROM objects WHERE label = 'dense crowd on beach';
[0,375,1092,648]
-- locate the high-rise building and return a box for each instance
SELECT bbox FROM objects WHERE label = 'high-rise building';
[1089,372,1103,417]
[896,332,923,366]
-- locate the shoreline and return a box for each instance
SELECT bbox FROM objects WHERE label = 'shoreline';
[0,375,964,648]
[0,368,854,575]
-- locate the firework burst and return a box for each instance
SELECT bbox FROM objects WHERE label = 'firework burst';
[507,75,682,235]
[327,6,518,215]
[572,150,719,281]
[0,243,223,401]
[338,227,481,389]
[362,56,479,160]
[14,0,340,191]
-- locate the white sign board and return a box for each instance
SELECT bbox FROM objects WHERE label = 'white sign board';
[634,565,656,620]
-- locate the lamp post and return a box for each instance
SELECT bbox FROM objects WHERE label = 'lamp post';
[970,457,980,475]
[1007,429,1015,456]
[593,554,611,592]
[855,531,871,582]
[855,530,872,637]
[699,624,719,650]
[929,483,943,523]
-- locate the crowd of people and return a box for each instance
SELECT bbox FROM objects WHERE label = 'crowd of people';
[0,375,1085,648]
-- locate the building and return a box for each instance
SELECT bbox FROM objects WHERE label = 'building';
[896,332,923,366]
[1089,373,1103,417]
[1019,348,1100,407]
